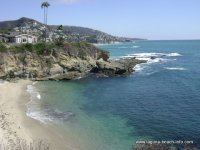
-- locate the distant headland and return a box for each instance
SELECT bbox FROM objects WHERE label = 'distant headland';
[0,17,146,44]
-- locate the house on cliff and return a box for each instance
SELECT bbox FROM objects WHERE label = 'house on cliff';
[3,33,38,44]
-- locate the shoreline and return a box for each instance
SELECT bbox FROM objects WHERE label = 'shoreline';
[0,80,32,148]
[0,80,79,150]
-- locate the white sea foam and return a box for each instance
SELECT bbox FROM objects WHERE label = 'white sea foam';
[74,76,83,80]
[135,57,169,63]
[122,52,182,64]
[122,55,135,58]
[164,67,187,71]
[93,42,122,46]
[133,64,146,72]
[26,85,41,100]
[132,46,140,48]
[128,52,181,58]
[37,93,41,99]
[133,64,158,76]
[26,84,73,124]
[129,52,182,75]
[32,81,38,85]
[118,46,127,49]
[26,84,46,123]
[130,53,165,57]
[26,111,53,124]
[166,53,182,57]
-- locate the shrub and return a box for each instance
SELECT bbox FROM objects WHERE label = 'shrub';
[0,42,7,52]
[24,43,34,52]
[0,29,13,34]
[10,45,22,52]
[9,44,34,52]
[71,42,92,48]
[63,43,70,49]
[47,42,56,49]
[33,42,46,54]
[86,35,97,43]
[55,37,64,47]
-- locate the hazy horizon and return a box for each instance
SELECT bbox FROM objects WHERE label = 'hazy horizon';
[0,0,200,40]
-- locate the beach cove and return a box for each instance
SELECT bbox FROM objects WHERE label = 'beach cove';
[0,80,83,150]
[0,40,200,150]
[0,39,146,150]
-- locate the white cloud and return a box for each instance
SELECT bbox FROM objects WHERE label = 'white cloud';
[50,0,79,5]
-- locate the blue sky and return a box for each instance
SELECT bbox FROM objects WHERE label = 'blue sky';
[0,0,200,40]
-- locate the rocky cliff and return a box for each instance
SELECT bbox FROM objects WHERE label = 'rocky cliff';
[0,44,146,81]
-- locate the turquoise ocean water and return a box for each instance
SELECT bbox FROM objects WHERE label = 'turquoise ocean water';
[26,40,200,150]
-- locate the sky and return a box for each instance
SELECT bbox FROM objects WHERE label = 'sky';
[0,0,200,40]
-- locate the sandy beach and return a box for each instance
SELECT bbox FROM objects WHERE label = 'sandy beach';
[0,80,79,150]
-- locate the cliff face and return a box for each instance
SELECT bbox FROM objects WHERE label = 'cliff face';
[0,45,146,81]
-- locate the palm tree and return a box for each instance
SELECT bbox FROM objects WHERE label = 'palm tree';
[41,1,50,42]
[57,25,63,31]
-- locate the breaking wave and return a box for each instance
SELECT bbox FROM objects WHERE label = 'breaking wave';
[26,84,74,124]
[126,52,182,58]
[93,42,122,46]
[164,67,187,71]
[118,46,128,49]
[132,46,140,48]
[127,52,183,75]
[123,52,182,64]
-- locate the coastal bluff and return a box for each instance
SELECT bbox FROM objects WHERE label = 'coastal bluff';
[0,43,146,81]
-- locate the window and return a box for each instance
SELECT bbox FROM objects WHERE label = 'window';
[22,38,27,43]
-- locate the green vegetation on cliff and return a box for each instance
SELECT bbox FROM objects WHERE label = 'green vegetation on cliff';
[0,41,104,55]
[0,42,7,52]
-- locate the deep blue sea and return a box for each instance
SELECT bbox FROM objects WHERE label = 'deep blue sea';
[26,40,200,150]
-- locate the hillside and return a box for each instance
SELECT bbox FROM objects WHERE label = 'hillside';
[0,17,145,43]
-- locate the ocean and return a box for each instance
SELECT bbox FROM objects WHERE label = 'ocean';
[26,40,200,150]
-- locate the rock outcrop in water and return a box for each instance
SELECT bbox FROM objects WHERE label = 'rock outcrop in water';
[0,44,146,81]
[91,58,145,77]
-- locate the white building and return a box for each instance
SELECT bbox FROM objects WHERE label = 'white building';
[5,33,37,44]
